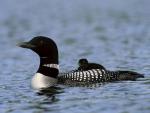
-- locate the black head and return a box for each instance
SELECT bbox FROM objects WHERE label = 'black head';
[18,36,58,64]
[78,58,88,67]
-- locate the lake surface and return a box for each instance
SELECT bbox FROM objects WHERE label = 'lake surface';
[0,0,150,113]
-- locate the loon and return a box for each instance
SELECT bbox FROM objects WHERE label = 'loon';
[18,36,144,90]
[78,58,106,71]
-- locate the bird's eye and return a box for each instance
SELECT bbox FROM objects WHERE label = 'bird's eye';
[39,41,44,45]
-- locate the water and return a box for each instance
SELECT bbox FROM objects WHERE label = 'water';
[0,0,150,113]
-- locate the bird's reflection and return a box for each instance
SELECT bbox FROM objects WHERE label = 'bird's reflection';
[36,86,64,97]
[36,82,105,96]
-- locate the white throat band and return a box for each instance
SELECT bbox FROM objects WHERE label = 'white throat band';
[43,64,59,69]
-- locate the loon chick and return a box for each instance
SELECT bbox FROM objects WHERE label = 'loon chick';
[18,36,144,89]
[78,58,106,71]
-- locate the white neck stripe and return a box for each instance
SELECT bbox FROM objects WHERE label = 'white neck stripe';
[43,64,59,69]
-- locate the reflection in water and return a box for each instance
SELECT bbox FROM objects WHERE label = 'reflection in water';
[37,86,64,97]
[36,83,106,97]
[22,86,63,113]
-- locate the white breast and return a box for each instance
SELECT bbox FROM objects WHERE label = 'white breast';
[31,73,58,90]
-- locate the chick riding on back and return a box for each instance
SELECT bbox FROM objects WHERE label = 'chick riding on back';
[78,58,106,71]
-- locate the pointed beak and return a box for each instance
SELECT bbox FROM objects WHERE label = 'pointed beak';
[17,41,36,49]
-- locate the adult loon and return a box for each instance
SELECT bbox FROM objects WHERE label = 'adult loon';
[78,58,106,71]
[18,36,144,90]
